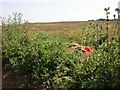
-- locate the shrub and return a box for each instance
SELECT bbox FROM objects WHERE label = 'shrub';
[2,12,120,89]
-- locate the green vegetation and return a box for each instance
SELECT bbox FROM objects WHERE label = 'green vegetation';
[2,8,120,89]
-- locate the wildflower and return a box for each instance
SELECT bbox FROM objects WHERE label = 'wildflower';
[84,46,93,55]
[25,36,30,39]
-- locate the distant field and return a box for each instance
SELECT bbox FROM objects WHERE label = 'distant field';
[26,20,117,35]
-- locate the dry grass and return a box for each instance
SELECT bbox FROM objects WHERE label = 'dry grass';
[26,20,117,35]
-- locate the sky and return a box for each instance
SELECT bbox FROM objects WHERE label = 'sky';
[0,0,120,23]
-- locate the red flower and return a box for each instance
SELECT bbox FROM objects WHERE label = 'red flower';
[84,46,93,55]
[25,36,30,39]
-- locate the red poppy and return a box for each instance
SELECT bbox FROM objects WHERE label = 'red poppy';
[84,46,93,55]
[25,36,30,39]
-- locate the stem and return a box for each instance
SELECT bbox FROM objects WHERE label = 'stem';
[117,13,120,37]
[106,13,109,48]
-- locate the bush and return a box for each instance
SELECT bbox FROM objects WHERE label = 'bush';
[2,13,120,89]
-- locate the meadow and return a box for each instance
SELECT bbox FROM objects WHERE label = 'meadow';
[2,12,120,89]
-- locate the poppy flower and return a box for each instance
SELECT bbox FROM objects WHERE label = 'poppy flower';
[84,46,93,55]
[25,36,30,39]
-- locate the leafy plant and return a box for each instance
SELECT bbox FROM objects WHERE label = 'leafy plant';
[2,11,120,89]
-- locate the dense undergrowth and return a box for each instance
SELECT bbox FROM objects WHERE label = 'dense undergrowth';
[1,12,120,89]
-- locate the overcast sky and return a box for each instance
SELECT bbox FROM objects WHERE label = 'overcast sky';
[0,0,120,22]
